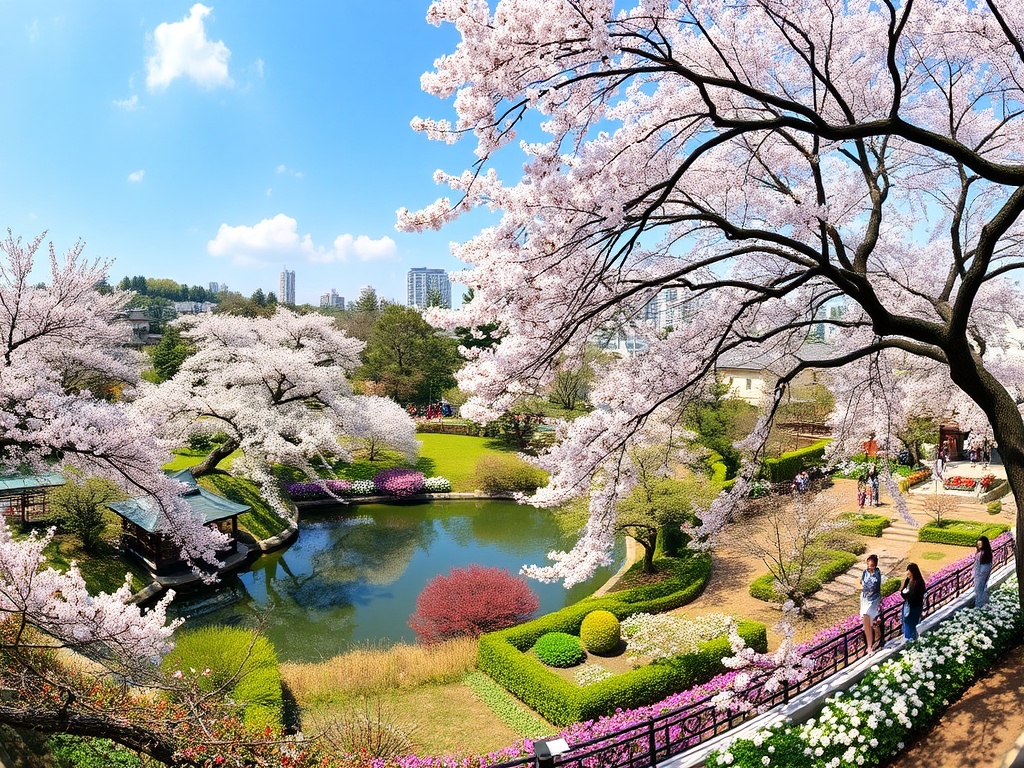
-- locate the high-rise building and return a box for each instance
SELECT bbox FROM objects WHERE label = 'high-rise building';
[209,281,220,294]
[320,288,345,309]
[406,267,451,309]
[279,269,296,305]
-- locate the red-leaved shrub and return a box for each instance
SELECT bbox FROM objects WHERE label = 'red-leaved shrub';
[408,564,540,644]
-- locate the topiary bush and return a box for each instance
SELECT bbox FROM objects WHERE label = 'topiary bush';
[532,632,586,668]
[881,577,901,598]
[580,610,621,654]
[839,512,891,537]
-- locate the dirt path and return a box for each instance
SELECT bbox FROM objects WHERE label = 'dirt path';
[886,644,1024,768]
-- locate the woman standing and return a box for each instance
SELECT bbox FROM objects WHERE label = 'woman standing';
[866,465,880,507]
[860,554,884,651]
[974,536,994,608]
[900,563,926,640]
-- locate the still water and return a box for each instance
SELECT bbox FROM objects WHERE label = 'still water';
[170,499,623,663]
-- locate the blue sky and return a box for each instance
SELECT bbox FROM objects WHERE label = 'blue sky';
[0,2,490,305]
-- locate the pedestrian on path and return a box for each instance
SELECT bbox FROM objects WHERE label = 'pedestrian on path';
[974,536,993,608]
[860,554,884,652]
[866,465,880,506]
[900,563,927,640]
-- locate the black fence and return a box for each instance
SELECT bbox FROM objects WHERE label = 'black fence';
[493,536,1014,768]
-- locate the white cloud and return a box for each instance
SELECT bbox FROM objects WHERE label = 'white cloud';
[207,214,398,267]
[128,169,145,183]
[26,19,38,43]
[253,58,265,78]
[275,164,303,178]
[265,187,272,197]
[146,4,232,91]
[114,95,139,111]
[328,234,398,262]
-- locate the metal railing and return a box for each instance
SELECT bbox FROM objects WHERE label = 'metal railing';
[490,536,1014,768]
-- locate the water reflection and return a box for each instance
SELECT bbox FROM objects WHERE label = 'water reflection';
[171,500,622,663]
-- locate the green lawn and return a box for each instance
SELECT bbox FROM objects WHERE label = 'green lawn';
[40,521,151,594]
[415,433,515,492]
[163,447,242,472]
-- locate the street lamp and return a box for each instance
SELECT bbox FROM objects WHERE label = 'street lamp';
[534,738,570,768]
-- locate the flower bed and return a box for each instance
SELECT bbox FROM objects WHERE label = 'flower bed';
[286,474,453,500]
[897,469,931,494]
[942,475,977,491]
[710,580,1023,768]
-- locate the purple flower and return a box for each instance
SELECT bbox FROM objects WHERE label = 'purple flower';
[372,468,425,497]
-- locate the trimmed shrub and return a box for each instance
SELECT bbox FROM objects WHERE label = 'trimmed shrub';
[881,577,901,598]
[814,529,868,554]
[759,439,830,483]
[475,553,751,725]
[580,610,621,654]
[409,565,540,644]
[918,518,1010,547]
[988,500,1003,515]
[839,512,891,537]
[162,626,283,731]
[533,632,586,668]
[473,454,548,494]
[749,550,858,603]
[372,469,425,497]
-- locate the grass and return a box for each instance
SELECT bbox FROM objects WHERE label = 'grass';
[279,637,478,706]
[163,447,242,472]
[194,471,290,540]
[39,520,150,593]
[278,433,518,493]
[920,551,946,560]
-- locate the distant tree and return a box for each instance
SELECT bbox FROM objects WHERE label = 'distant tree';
[548,346,608,412]
[189,284,208,303]
[117,276,131,291]
[267,290,278,306]
[146,278,182,300]
[179,283,190,300]
[48,476,126,552]
[213,291,274,318]
[150,325,194,382]
[425,286,445,308]
[352,286,381,313]
[408,565,539,644]
[360,304,460,404]
[129,275,147,294]
[251,288,267,307]
[684,381,756,479]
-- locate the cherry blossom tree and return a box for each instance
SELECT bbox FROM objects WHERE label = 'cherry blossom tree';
[136,308,418,515]
[403,0,1024,599]
[0,230,223,564]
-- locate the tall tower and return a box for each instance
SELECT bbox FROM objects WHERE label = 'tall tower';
[406,267,451,309]
[279,268,296,305]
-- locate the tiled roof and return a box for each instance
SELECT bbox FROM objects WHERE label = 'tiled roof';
[108,469,250,533]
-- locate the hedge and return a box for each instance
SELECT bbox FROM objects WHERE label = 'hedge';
[749,549,858,603]
[918,518,1010,547]
[477,554,769,725]
[839,512,892,537]
[758,439,830,483]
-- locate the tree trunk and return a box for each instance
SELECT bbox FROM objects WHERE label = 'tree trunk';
[946,353,1024,610]
[190,438,239,477]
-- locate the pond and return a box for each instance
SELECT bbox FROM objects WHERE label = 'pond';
[170,499,624,663]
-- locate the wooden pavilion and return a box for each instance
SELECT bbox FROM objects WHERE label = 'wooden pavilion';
[109,469,250,577]
[0,472,65,525]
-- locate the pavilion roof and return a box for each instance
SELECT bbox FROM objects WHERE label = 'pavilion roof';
[108,469,249,533]
[0,472,65,495]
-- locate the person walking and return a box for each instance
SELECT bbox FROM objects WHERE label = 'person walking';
[860,554,884,652]
[974,536,994,608]
[900,563,927,640]
[866,465,880,507]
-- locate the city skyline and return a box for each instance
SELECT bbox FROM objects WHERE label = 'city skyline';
[0,3,479,305]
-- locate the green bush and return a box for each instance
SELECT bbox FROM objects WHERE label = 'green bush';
[580,610,621,654]
[759,439,830,483]
[988,500,1003,516]
[48,736,143,768]
[917,519,1010,547]
[162,626,283,731]
[749,550,858,603]
[533,632,586,667]
[839,512,891,537]
[814,529,867,554]
[476,553,764,725]
[473,454,548,494]
[881,577,901,598]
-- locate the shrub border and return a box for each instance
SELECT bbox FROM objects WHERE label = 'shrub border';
[478,555,767,725]
[917,518,1010,547]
